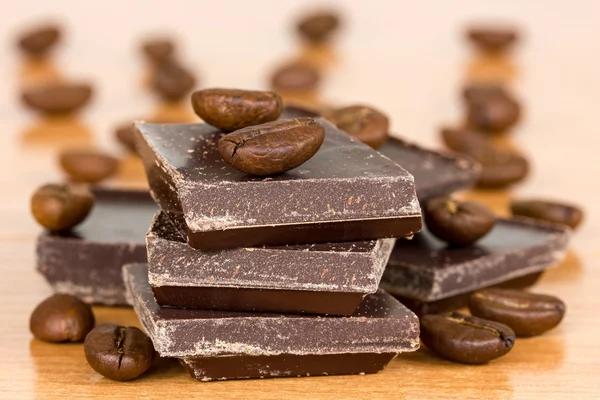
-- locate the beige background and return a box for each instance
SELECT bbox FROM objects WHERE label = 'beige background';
[1,0,599,399]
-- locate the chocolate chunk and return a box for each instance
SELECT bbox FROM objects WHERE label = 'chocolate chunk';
[124,263,420,381]
[378,137,480,201]
[36,188,157,305]
[147,211,395,315]
[218,118,325,176]
[380,218,570,302]
[510,199,583,230]
[134,119,421,250]
[270,62,321,92]
[17,23,61,57]
[21,82,93,115]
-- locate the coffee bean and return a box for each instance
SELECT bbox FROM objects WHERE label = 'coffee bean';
[296,11,340,43]
[59,149,119,184]
[441,128,529,188]
[152,61,196,102]
[84,324,155,381]
[326,105,389,149]
[31,183,94,231]
[420,312,515,364]
[469,289,566,337]
[219,117,325,176]
[463,83,507,103]
[191,89,283,132]
[511,199,583,230]
[17,23,61,57]
[463,84,521,133]
[21,82,93,114]
[270,62,321,92]
[467,26,519,53]
[141,38,176,65]
[30,294,94,342]
[424,196,495,246]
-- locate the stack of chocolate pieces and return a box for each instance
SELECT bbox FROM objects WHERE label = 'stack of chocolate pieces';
[124,89,431,381]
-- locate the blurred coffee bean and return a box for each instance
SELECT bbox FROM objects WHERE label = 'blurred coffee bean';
[31,182,94,231]
[17,23,62,57]
[152,61,196,102]
[21,82,93,115]
[326,105,389,149]
[141,38,176,65]
[296,11,340,43]
[59,149,119,184]
[270,62,320,92]
[30,294,94,342]
[467,26,519,53]
[463,83,521,133]
[510,199,584,229]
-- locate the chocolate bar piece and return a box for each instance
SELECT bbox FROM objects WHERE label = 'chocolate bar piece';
[36,188,157,305]
[147,211,395,315]
[134,119,421,250]
[380,217,570,302]
[378,137,481,200]
[124,263,419,381]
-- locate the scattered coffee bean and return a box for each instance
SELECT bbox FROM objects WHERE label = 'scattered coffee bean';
[21,82,93,114]
[463,84,521,133]
[31,183,94,231]
[141,38,176,65]
[469,289,566,337]
[84,324,155,381]
[467,26,519,53]
[152,61,196,102]
[296,11,340,43]
[270,62,321,92]
[191,88,283,132]
[219,117,325,175]
[420,311,515,364]
[326,105,389,149]
[59,149,119,184]
[441,127,529,187]
[511,199,583,230]
[17,23,61,57]
[424,196,495,246]
[30,294,94,342]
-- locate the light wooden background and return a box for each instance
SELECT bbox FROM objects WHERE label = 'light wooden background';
[1,1,599,399]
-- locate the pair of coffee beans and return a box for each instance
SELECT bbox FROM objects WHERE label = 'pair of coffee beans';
[421,289,565,364]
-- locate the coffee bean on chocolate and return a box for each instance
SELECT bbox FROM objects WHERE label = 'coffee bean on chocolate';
[511,199,584,230]
[21,82,93,114]
[141,38,175,65]
[218,117,325,176]
[270,62,321,92]
[464,84,521,133]
[296,11,340,43]
[424,196,495,246]
[31,183,94,231]
[191,89,283,132]
[469,289,566,337]
[420,311,515,364]
[441,128,529,188]
[30,294,94,342]
[467,26,519,53]
[17,23,61,57]
[59,149,119,184]
[152,61,196,102]
[84,324,155,381]
[326,105,389,149]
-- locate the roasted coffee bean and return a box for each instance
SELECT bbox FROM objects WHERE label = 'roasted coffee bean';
[31,183,94,231]
[152,61,196,102]
[21,82,93,114]
[219,117,325,176]
[191,89,283,132]
[30,294,94,342]
[510,199,583,230]
[84,324,155,381]
[59,149,119,184]
[464,84,521,133]
[441,128,529,188]
[424,196,495,246]
[17,23,61,56]
[469,289,566,337]
[296,11,340,43]
[420,312,515,364]
[270,62,321,92]
[141,38,175,65]
[326,105,389,149]
[467,26,519,53]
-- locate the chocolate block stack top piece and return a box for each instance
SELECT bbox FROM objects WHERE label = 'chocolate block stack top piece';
[134,119,421,250]
[147,211,395,315]
[36,188,157,305]
[380,217,571,315]
[124,263,420,381]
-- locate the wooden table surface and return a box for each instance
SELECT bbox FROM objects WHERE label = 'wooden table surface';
[1,1,599,399]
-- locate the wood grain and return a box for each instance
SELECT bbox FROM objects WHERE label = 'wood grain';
[1,1,599,399]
